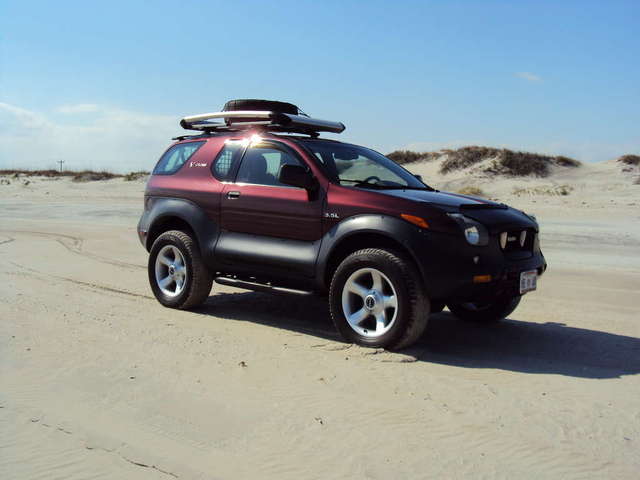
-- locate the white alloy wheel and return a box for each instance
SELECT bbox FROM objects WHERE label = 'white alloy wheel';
[341,267,398,338]
[154,244,188,297]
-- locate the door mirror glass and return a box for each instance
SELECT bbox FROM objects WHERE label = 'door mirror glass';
[279,164,315,189]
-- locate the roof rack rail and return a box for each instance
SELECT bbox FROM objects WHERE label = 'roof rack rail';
[179,110,345,136]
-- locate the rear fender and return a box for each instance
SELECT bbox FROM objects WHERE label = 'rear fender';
[141,197,220,266]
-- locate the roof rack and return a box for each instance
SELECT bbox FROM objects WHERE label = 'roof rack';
[179,110,345,136]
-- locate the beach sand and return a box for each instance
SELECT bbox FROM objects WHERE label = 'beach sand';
[1,163,639,479]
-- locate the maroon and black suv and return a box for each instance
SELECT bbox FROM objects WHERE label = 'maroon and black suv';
[138,100,546,349]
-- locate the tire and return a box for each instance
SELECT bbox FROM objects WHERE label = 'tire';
[447,296,521,323]
[329,248,429,350]
[148,230,212,309]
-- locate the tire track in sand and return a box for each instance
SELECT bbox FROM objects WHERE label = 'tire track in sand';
[0,406,178,479]
[0,236,15,246]
[3,230,145,270]
[8,261,153,300]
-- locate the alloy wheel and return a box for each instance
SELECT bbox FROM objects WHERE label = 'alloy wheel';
[341,267,398,338]
[154,245,188,297]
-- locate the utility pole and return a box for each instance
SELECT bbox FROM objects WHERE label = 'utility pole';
[57,159,65,173]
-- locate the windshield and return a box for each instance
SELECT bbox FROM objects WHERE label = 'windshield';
[300,140,430,189]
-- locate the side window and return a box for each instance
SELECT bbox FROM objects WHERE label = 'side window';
[211,142,244,181]
[236,145,303,187]
[153,141,204,175]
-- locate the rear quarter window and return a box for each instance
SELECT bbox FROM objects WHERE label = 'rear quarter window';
[211,141,245,181]
[153,141,205,175]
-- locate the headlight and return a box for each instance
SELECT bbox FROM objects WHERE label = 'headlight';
[447,213,489,246]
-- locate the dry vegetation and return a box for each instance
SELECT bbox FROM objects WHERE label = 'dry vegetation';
[386,146,582,177]
[618,154,640,166]
[456,185,486,197]
[72,171,122,182]
[439,146,502,173]
[386,150,440,164]
[0,169,149,182]
[123,171,149,181]
[512,184,574,196]
[441,147,581,177]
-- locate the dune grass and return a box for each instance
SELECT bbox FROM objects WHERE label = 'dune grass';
[445,148,581,177]
[386,146,581,177]
[439,146,503,173]
[512,184,574,196]
[386,150,440,164]
[0,169,149,182]
[456,185,486,197]
[618,154,640,166]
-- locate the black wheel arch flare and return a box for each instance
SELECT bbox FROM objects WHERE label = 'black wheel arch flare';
[315,214,431,294]
[142,197,220,268]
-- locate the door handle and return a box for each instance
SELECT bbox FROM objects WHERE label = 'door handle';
[227,191,241,199]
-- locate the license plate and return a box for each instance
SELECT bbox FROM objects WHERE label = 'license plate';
[519,270,537,294]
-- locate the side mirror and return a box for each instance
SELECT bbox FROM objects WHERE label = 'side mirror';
[415,174,423,182]
[279,164,316,190]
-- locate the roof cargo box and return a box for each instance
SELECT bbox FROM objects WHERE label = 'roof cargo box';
[223,99,300,116]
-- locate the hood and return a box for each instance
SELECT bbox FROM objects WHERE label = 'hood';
[379,189,505,209]
[379,189,537,233]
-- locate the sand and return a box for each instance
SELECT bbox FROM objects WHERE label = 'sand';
[1,162,639,479]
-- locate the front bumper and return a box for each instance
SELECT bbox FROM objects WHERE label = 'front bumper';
[445,254,547,301]
[410,230,547,302]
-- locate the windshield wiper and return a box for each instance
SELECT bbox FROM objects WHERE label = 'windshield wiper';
[340,179,389,189]
[383,185,438,192]
[341,179,436,191]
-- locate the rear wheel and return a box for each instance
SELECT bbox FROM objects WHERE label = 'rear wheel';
[148,230,212,309]
[329,248,429,350]
[447,296,521,323]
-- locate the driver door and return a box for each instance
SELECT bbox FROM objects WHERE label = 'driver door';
[215,141,324,277]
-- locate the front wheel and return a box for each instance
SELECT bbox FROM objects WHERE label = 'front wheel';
[447,296,521,323]
[148,230,212,309]
[329,248,429,350]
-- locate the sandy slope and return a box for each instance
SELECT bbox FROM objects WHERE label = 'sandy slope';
[1,170,639,479]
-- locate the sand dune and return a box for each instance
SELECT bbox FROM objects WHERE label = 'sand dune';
[1,167,639,479]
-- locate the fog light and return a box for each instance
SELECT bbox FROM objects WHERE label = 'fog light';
[499,232,508,249]
[520,230,527,247]
[473,275,492,283]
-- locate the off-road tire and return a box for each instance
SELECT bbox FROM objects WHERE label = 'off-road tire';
[148,230,212,309]
[447,296,521,323]
[329,248,429,350]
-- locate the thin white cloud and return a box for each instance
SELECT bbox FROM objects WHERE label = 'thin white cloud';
[56,103,101,114]
[515,71,542,82]
[0,102,50,129]
[0,103,179,172]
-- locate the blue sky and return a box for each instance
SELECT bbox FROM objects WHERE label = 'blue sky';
[1,0,638,171]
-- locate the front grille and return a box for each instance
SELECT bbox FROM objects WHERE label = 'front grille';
[500,228,535,258]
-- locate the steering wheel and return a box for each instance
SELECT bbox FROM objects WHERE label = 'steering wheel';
[362,175,382,184]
